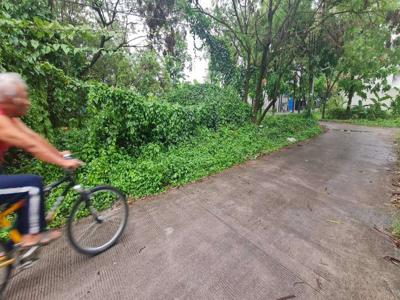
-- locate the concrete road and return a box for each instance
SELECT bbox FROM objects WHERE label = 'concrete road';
[6,122,400,299]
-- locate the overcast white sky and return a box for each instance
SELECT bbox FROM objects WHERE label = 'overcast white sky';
[185,34,209,83]
[126,0,212,83]
[184,0,212,83]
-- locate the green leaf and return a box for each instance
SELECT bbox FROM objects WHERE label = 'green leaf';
[31,40,39,49]
[33,17,43,26]
[42,46,52,54]
[380,95,392,102]
[61,44,70,54]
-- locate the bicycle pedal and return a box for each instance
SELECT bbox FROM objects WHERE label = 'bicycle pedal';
[20,246,41,261]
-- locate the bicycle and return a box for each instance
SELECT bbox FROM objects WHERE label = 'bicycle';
[0,165,129,295]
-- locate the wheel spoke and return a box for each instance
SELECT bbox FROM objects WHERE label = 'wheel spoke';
[100,210,122,221]
[68,187,128,255]
[77,220,100,242]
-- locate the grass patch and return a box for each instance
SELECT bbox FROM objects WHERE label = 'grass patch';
[81,114,322,198]
[322,118,400,128]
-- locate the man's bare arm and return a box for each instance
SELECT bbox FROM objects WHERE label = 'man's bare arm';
[0,116,67,166]
[12,118,63,158]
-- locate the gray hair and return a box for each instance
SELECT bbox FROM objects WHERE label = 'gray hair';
[0,73,27,103]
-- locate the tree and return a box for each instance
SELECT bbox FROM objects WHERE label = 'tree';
[189,0,317,123]
[130,50,172,96]
[184,2,240,88]
[329,0,400,115]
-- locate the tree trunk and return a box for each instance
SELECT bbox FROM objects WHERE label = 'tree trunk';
[307,70,314,117]
[346,85,355,117]
[252,0,274,123]
[242,51,252,103]
[345,75,355,117]
[322,96,327,119]
[300,72,306,114]
[79,36,109,78]
[257,71,284,125]
[293,73,297,114]
[252,45,270,122]
[258,96,278,125]
[322,84,331,120]
[48,0,55,17]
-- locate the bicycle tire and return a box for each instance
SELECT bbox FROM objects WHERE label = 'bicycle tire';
[0,241,13,297]
[67,185,128,255]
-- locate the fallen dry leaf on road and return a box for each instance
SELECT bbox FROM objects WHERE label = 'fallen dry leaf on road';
[327,219,342,224]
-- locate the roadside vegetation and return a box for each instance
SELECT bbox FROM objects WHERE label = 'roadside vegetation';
[320,93,400,128]
[1,1,399,224]
[324,119,400,128]
[6,85,321,224]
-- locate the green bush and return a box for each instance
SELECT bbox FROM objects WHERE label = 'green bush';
[326,99,390,120]
[79,114,321,198]
[85,84,251,153]
[325,94,390,120]
[326,95,348,119]
[326,107,348,119]
[351,100,388,120]
[163,83,252,129]
[339,118,400,128]
[391,92,400,117]
[86,84,198,152]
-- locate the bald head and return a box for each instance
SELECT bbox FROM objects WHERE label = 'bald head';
[0,73,30,116]
[0,73,27,103]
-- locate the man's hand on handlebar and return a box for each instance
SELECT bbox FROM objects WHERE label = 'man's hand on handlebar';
[62,159,83,170]
[60,152,84,170]
[60,150,71,157]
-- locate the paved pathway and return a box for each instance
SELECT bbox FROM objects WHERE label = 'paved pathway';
[7,122,400,299]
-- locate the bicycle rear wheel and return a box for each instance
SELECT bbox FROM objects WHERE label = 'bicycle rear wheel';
[0,241,13,296]
[67,186,128,255]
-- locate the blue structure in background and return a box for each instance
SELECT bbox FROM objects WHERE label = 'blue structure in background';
[288,97,294,112]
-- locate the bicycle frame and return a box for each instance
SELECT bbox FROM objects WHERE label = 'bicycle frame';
[0,166,127,297]
[45,173,101,224]
[0,201,24,244]
[44,172,77,222]
[0,172,88,269]
[0,171,85,247]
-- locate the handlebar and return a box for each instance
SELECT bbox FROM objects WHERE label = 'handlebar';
[63,153,74,160]
[62,153,85,172]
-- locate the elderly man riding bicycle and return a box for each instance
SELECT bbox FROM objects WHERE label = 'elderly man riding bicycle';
[0,72,82,248]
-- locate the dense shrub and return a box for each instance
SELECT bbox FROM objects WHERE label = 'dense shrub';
[326,95,348,119]
[391,93,400,117]
[354,106,386,120]
[85,84,251,152]
[326,99,390,120]
[163,83,252,129]
[87,85,249,150]
[86,84,198,151]
[79,114,322,198]
[326,107,348,119]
